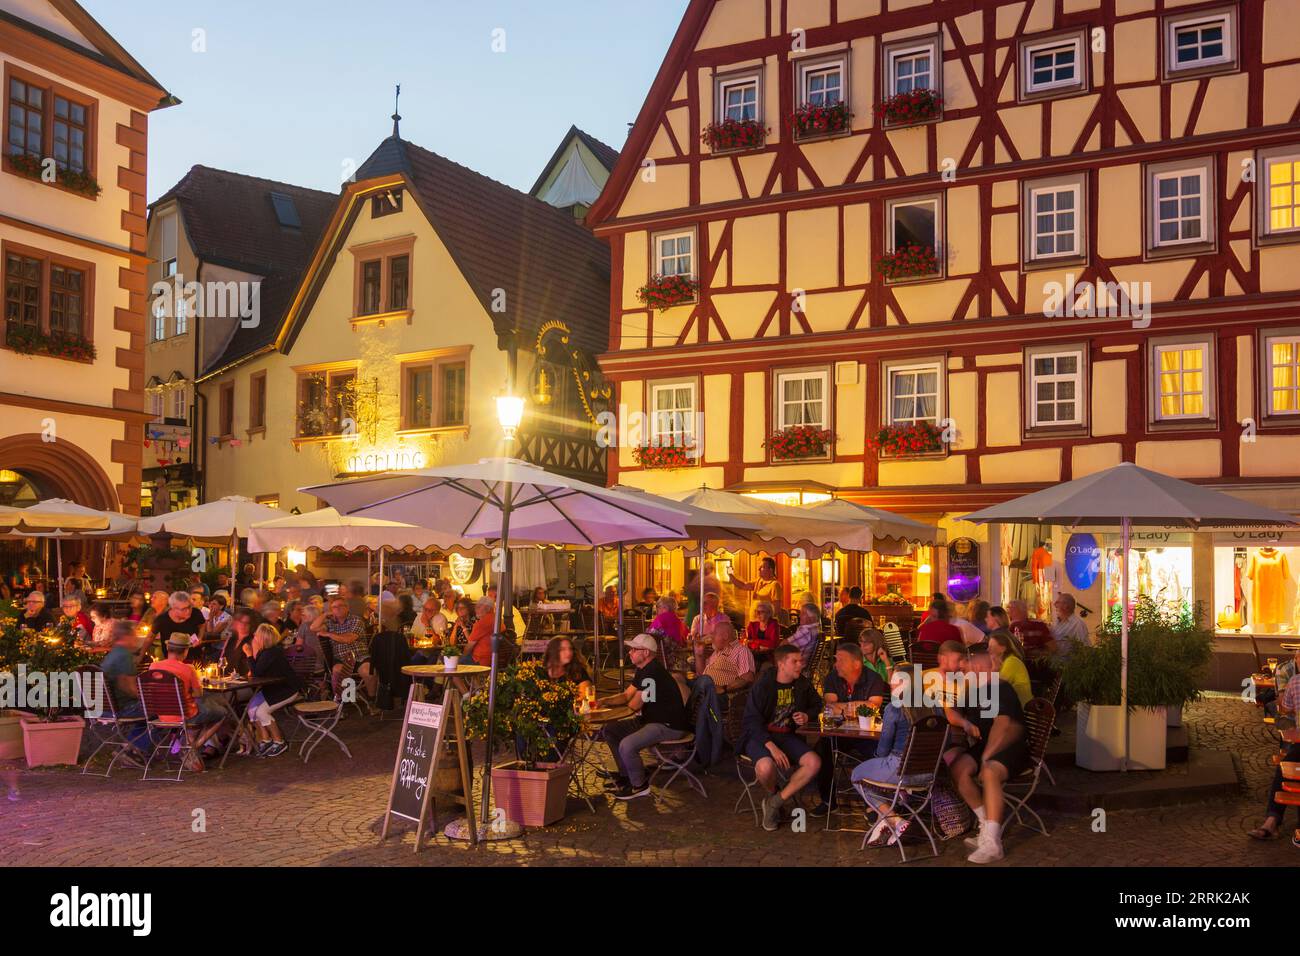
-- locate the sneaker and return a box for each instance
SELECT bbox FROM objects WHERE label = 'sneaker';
[807,801,831,818]
[966,840,1005,864]
[252,741,272,758]
[593,767,620,780]
[265,741,288,758]
[602,776,629,792]
[613,782,652,801]
[761,793,784,831]
[963,822,986,851]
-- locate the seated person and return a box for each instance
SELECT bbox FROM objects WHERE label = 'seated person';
[151,591,206,661]
[914,599,961,653]
[937,642,1030,864]
[543,635,592,697]
[59,596,93,643]
[851,670,932,846]
[149,633,230,754]
[782,603,823,673]
[832,586,875,635]
[88,602,115,650]
[244,624,303,758]
[636,587,659,616]
[985,605,1011,632]
[647,596,687,669]
[987,630,1033,707]
[689,620,756,768]
[739,644,822,831]
[99,620,150,764]
[1050,594,1090,657]
[525,587,555,636]
[464,596,498,667]
[816,643,889,808]
[311,595,367,698]
[954,600,989,646]
[744,600,782,658]
[1007,599,1058,689]
[688,590,727,643]
[18,591,56,631]
[596,634,688,800]
[410,598,448,642]
[597,585,620,629]
[1247,671,1300,843]
[220,610,257,679]
[859,630,893,682]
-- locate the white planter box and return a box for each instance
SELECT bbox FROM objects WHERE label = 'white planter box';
[1075,703,1167,771]
[1167,705,1183,728]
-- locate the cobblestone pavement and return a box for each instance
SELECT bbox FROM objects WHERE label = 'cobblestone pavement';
[0,696,1294,867]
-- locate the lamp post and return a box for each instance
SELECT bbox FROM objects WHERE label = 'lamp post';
[479,392,526,834]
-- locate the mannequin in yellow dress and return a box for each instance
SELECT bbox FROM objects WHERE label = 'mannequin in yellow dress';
[1247,547,1292,631]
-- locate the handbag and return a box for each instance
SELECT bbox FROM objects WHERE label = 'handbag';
[1215,605,1243,630]
[930,780,973,840]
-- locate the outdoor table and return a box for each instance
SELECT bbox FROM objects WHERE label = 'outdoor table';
[568,705,633,801]
[199,676,283,768]
[797,720,882,833]
[401,664,490,702]
[1281,642,1300,652]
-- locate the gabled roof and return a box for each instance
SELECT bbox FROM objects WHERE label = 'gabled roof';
[530,125,621,197]
[150,166,337,374]
[586,0,714,228]
[344,136,610,354]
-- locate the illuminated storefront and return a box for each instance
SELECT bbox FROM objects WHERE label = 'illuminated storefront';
[1212,531,1299,637]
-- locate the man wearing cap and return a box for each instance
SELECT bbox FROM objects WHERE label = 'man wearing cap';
[148,632,230,752]
[596,633,688,800]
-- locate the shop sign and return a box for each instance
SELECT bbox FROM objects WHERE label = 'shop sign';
[1211,529,1300,545]
[1065,533,1101,590]
[946,537,980,602]
[343,449,428,475]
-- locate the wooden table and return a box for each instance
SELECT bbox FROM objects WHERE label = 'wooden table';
[199,676,282,768]
[401,664,491,702]
[797,720,881,833]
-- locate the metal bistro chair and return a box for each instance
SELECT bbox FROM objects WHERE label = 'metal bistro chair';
[78,665,145,777]
[1003,697,1056,836]
[854,714,950,862]
[1038,671,1064,785]
[649,685,708,798]
[725,686,797,825]
[136,670,201,782]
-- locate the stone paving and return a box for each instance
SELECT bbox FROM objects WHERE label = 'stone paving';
[0,695,1294,867]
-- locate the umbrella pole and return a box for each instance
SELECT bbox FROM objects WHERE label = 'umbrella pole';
[1120,516,1130,773]
[592,545,602,687]
[56,538,62,601]
[230,532,238,586]
[379,546,385,601]
[480,477,515,835]
[617,542,626,681]
[699,538,706,635]
[102,541,108,591]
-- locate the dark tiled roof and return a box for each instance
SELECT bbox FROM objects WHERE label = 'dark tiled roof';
[150,166,337,373]
[359,137,610,355]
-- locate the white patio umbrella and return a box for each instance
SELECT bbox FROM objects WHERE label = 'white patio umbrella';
[663,487,884,556]
[959,461,1298,768]
[247,507,490,557]
[1,500,132,598]
[138,495,292,585]
[302,457,694,831]
[804,498,942,556]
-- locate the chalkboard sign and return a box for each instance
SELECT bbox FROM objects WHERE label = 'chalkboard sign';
[381,689,476,850]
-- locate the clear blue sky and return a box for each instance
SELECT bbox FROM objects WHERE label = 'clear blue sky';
[83,0,688,201]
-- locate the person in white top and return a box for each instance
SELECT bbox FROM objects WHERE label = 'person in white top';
[1051,594,1089,655]
[410,597,448,640]
[953,599,989,646]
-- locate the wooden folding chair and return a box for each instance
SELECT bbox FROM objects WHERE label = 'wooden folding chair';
[854,714,950,862]
[649,687,708,798]
[881,622,909,664]
[1003,698,1056,836]
[136,670,202,782]
[79,665,145,777]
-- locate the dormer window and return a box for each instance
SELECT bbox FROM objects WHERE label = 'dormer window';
[372,189,403,218]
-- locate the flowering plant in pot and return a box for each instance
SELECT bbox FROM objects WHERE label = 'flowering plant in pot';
[876,244,939,281]
[765,424,834,461]
[440,640,461,670]
[636,274,698,311]
[790,101,853,139]
[463,660,583,826]
[875,88,943,125]
[0,606,96,767]
[632,439,697,470]
[701,117,767,152]
[5,325,97,362]
[867,421,945,457]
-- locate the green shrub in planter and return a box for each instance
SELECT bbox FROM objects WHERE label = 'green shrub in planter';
[1062,596,1213,710]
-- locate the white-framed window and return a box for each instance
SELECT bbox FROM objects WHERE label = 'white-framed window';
[648,379,697,449]
[800,60,844,108]
[174,296,188,336]
[1258,148,1300,240]
[152,306,166,342]
[885,193,943,277]
[1029,183,1081,260]
[1152,340,1213,421]
[1020,31,1087,98]
[887,43,935,96]
[1164,8,1236,77]
[886,362,942,426]
[1265,334,1300,416]
[717,74,759,123]
[1026,348,1085,428]
[653,229,694,279]
[148,390,163,422]
[170,387,187,422]
[774,368,830,431]
[1154,169,1206,246]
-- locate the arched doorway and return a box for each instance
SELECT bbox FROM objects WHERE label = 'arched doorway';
[0,434,120,580]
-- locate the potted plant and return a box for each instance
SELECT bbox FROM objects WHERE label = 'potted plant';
[0,607,95,767]
[790,101,853,139]
[875,88,943,126]
[765,424,835,461]
[632,440,697,470]
[867,421,945,457]
[1062,597,1213,772]
[876,243,940,281]
[441,641,460,671]
[701,117,767,152]
[636,274,699,311]
[463,660,583,827]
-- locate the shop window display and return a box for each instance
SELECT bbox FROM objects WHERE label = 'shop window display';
[1104,537,1193,620]
[1213,543,1298,635]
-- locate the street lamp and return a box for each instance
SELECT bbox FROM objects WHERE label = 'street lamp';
[496,394,525,442]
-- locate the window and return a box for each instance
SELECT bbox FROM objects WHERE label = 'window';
[372,189,403,218]
[1256,147,1300,243]
[3,243,93,351]
[170,387,187,423]
[716,73,760,123]
[775,368,830,432]
[269,192,301,229]
[648,379,698,450]
[1146,158,1215,255]
[152,303,167,342]
[174,296,188,336]
[350,238,416,319]
[249,372,267,430]
[148,390,164,422]
[296,367,357,438]
[401,354,468,430]
[1025,347,1087,429]
[327,371,355,433]
[883,36,941,105]
[1023,174,1086,265]
[798,57,846,108]
[1150,338,1215,423]
[653,229,694,279]
[885,194,944,278]
[1019,30,1088,99]
[886,362,942,426]
[1262,331,1300,418]
[218,383,234,438]
[1164,7,1236,78]
[4,67,97,184]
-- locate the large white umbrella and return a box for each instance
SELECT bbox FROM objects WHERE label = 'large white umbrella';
[138,495,292,583]
[1,500,132,597]
[959,462,1298,767]
[247,507,489,557]
[302,457,694,831]
[663,487,881,557]
[804,498,942,555]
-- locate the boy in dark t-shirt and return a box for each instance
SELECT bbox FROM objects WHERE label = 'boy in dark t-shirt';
[597,634,687,801]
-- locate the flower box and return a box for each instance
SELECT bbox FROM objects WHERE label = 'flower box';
[790,102,853,140]
[702,118,767,153]
[765,425,835,461]
[5,325,96,362]
[491,761,572,827]
[7,150,102,198]
[876,244,940,281]
[875,88,943,126]
[868,422,945,457]
[632,442,697,470]
[21,715,85,768]
[636,274,698,312]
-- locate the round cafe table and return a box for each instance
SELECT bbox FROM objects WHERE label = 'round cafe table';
[401,664,490,703]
